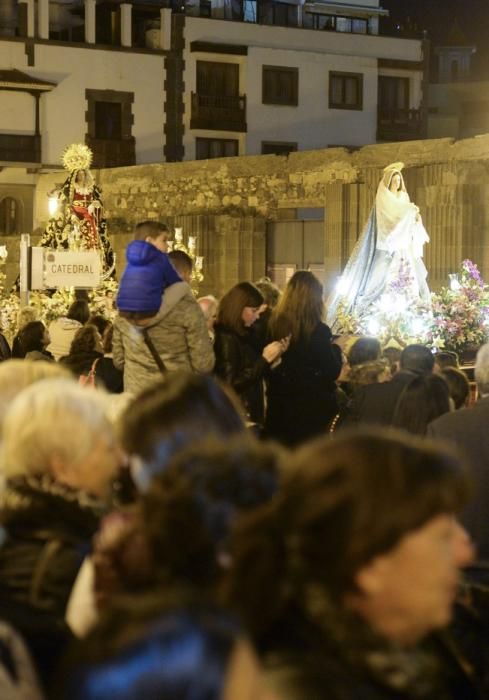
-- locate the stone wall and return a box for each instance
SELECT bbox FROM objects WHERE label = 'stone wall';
[28,133,489,296]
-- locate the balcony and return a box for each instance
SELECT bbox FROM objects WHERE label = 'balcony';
[190,93,247,132]
[377,109,424,142]
[0,134,41,164]
[87,137,136,168]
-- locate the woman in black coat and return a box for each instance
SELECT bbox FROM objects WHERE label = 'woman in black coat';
[265,270,341,446]
[213,282,286,427]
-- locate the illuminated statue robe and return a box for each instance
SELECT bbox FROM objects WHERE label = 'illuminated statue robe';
[40,168,115,277]
[326,165,430,329]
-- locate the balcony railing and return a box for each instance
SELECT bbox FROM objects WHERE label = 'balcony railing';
[377,109,424,142]
[87,137,136,168]
[191,93,247,132]
[0,134,41,163]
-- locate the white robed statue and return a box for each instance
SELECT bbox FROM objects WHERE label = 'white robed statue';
[327,162,430,329]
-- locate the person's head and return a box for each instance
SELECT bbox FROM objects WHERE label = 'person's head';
[19,321,50,354]
[399,343,435,375]
[67,299,91,325]
[254,278,281,310]
[347,337,381,367]
[270,270,323,342]
[168,249,193,283]
[382,346,401,376]
[87,315,110,338]
[474,342,489,396]
[434,350,459,371]
[102,324,114,354]
[441,367,470,410]
[217,283,264,335]
[382,164,405,193]
[198,295,219,332]
[348,358,390,387]
[392,374,451,435]
[120,372,245,492]
[69,324,104,355]
[388,171,402,192]
[1,378,121,498]
[224,430,472,647]
[133,221,169,253]
[60,606,272,700]
[16,305,37,331]
[0,360,71,433]
[74,169,93,189]
[142,437,283,589]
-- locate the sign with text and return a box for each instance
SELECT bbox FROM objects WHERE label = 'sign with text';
[43,250,101,288]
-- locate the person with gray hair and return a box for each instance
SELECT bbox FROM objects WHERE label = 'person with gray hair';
[0,379,122,618]
[428,342,489,561]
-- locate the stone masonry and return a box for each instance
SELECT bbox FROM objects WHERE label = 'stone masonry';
[26,134,489,297]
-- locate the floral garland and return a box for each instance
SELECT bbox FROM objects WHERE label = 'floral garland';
[430,259,489,353]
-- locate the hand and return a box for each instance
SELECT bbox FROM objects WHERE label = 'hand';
[263,341,285,364]
[280,335,291,352]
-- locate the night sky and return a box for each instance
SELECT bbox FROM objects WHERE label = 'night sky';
[382,0,489,78]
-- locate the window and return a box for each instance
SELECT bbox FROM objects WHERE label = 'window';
[196,138,239,160]
[378,76,409,120]
[329,72,363,110]
[262,141,297,156]
[197,61,239,97]
[262,66,298,106]
[95,102,122,140]
[0,197,19,235]
[85,89,135,167]
[272,2,297,27]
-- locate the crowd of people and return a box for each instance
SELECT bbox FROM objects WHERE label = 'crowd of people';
[0,220,488,699]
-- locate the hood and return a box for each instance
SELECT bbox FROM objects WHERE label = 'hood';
[117,241,181,313]
[126,240,164,267]
[54,317,82,330]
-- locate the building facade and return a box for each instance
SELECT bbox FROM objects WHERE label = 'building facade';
[0,0,427,261]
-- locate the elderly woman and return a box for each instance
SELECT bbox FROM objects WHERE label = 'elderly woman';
[223,429,478,699]
[0,378,121,619]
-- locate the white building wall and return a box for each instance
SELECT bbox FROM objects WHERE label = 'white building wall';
[245,47,378,152]
[0,39,166,165]
[183,17,423,158]
[0,92,35,132]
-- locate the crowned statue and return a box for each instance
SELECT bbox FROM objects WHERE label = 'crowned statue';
[327,162,431,330]
[40,144,115,277]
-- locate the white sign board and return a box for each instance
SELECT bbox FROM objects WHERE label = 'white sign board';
[44,250,101,288]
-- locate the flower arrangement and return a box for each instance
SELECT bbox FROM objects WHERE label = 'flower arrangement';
[430,259,489,355]
[333,258,433,347]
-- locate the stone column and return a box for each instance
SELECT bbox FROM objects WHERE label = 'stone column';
[160,7,172,50]
[120,3,132,48]
[18,0,35,37]
[85,0,96,44]
[37,0,49,39]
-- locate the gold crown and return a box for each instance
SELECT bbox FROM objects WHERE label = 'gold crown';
[383,161,405,173]
[62,143,93,172]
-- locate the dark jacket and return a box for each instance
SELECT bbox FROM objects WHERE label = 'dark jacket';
[213,324,269,425]
[428,396,489,561]
[345,370,417,427]
[0,332,11,361]
[265,322,341,446]
[59,350,103,378]
[262,606,483,700]
[0,475,103,619]
[95,356,124,393]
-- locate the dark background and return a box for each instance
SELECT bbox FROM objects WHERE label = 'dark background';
[381,0,489,79]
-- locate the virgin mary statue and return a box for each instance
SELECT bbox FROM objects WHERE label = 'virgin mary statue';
[326,162,430,329]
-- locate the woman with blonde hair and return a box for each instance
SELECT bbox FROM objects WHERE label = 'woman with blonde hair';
[265,270,341,446]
